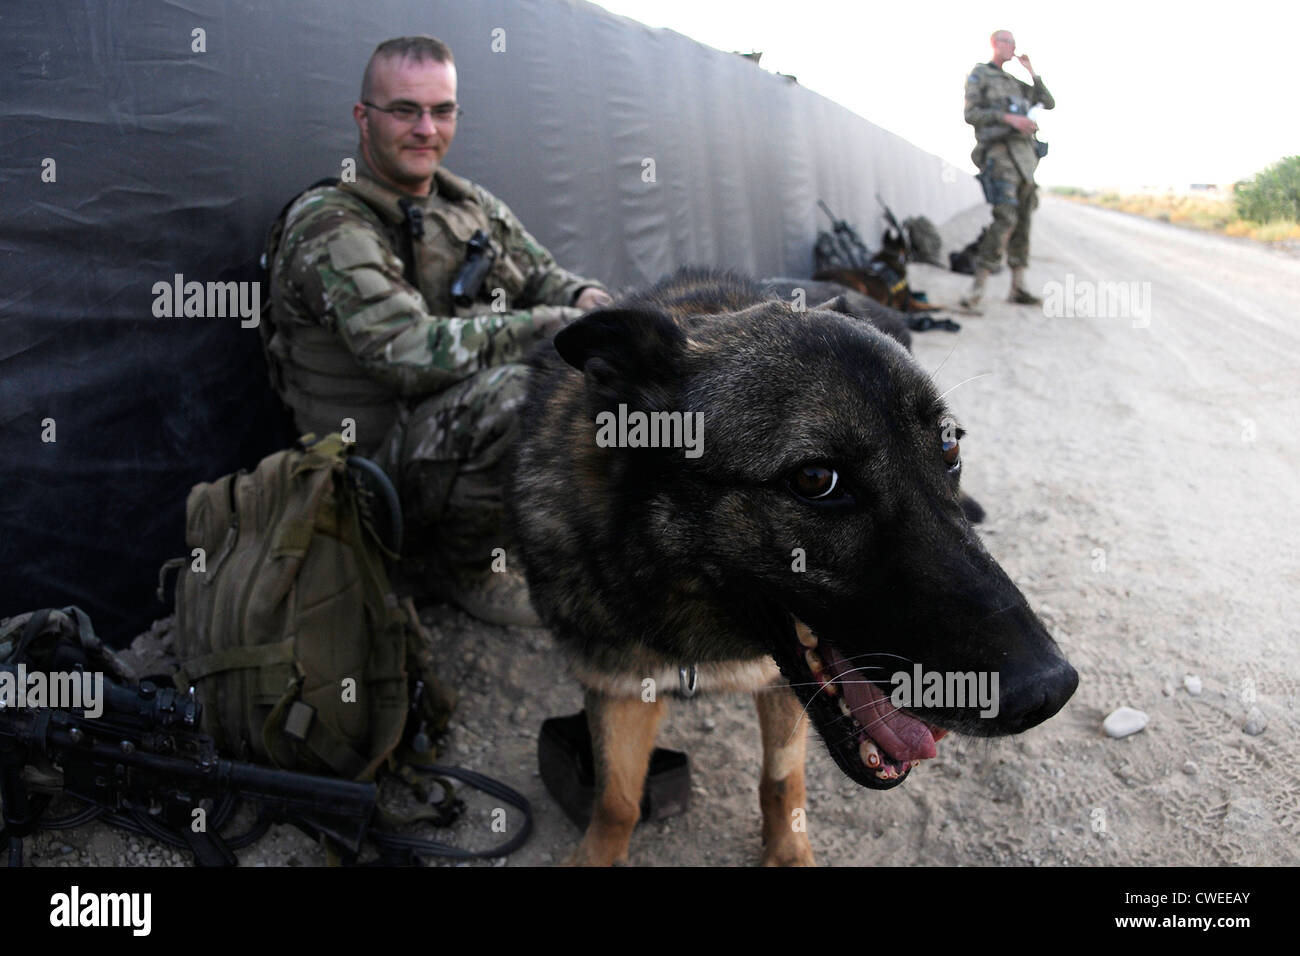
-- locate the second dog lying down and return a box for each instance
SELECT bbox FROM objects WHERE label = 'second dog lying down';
[509,268,1077,865]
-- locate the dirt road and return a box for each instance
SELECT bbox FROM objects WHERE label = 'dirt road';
[25,197,1299,867]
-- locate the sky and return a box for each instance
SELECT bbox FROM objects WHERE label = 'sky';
[591,0,1298,190]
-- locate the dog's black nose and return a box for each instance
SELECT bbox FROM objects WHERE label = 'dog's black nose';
[997,660,1079,733]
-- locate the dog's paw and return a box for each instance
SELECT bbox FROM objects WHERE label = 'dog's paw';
[562,840,631,867]
[760,835,817,867]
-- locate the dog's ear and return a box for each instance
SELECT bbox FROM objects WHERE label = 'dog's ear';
[812,295,852,316]
[554,308,686,405]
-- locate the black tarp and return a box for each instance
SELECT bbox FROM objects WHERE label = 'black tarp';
[1,0,980,644]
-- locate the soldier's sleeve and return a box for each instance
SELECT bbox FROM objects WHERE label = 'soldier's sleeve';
[964,67,1006,128]
[1029,75,1055,110]
[279,197,577,397]
[476,185,608,308]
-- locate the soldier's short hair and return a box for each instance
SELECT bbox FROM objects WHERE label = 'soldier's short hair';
[361,36,455,102]
[990,29,1013,45]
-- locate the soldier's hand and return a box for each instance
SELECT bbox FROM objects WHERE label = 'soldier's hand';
[1015,53,1035,76]
[575,287,614,311]
[1004,113,1038,134]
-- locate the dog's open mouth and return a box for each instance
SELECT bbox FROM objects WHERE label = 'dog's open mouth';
[784,622,948,789]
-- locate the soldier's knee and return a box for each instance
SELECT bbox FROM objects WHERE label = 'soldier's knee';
[991,203,1018,230]
[470,364,531,437]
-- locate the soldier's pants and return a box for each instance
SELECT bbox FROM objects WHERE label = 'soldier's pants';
[977,167,1039,272]
[381,363,530,570]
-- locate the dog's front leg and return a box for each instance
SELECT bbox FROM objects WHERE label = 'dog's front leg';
[755,682,816,866]
[565,688,667,866]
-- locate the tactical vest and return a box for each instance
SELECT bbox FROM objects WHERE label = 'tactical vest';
[261,168,529,458]
[968,62,1041,180]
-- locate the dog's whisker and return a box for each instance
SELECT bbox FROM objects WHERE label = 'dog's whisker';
[782,672,882,745]
[823,700,906,738]
[937,371,994,401]
[833,663,899,685]
[785,677,892,691]
[971,601,1020,628]
[928,344,958,381]
[783,655,915,746]
[785,680,836,746]
[834,651,916,666]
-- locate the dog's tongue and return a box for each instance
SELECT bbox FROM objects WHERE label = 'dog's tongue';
[828,647,939,763]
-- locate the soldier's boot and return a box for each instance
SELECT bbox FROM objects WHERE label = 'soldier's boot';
[958,268,989,314]
[1008,268,1043,306]
[442,562,543,628]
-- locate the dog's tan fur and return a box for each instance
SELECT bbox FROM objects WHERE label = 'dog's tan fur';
[566,679,814,867]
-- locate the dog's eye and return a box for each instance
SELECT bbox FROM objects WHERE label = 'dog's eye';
[940,423,964,475]
[788,465,841,500]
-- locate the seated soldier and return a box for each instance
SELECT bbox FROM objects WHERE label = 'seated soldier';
[263,35,612,626]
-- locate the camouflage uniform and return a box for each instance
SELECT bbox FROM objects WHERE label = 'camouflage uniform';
[964,62,1055,272]
[263,158,604,570]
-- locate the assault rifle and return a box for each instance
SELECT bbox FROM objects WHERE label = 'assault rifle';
[815,199,873,271]
[0,662,377,867]
[876,194,906,247]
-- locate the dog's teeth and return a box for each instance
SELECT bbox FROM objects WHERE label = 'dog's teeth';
[859,738,881,769]
[795,623,819,648]
[839,698,852,717]
[822,679,838,698]
[805,648,823,675]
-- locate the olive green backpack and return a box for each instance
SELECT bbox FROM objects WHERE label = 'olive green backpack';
[160,433,454,781]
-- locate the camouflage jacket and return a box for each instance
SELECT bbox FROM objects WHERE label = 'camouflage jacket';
[263,159,605,453]
[964,62,1055,177]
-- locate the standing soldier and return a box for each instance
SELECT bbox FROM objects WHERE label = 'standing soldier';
[959,30,1055,313]
[262,35,612,626]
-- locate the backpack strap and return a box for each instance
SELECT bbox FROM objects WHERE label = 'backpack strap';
[174,638,297,690]
[260,177,341,279]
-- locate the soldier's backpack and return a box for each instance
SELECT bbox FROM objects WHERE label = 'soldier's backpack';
[903,216,944,266]
[160,433,455,781]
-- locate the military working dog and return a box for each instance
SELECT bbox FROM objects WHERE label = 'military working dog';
[508,269,1077,865]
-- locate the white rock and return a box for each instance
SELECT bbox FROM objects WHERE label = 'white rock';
[1103,707,1148,738]
[1182,760,1198,775]
[1183,675,1203,696]
[1162,681,1175,697]
[1242,707,1267,736]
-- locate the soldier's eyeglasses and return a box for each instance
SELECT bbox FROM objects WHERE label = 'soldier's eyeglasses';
[363,101,463,124]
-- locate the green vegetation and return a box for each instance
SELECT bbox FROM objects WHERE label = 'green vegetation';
[1050,157,1300,243]
[1234,155,1300,224]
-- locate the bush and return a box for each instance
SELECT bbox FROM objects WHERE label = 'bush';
[1251,220,1300,241]
[1234,156,1300,223]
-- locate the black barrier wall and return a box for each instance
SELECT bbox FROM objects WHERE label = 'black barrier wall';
[1,0,981,641]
